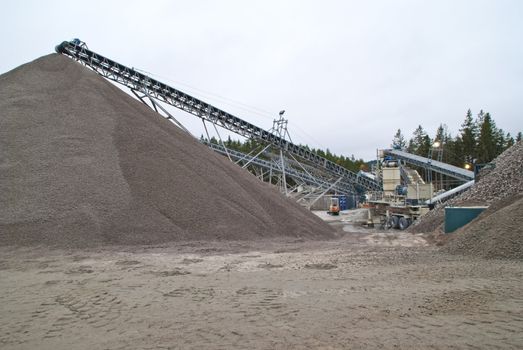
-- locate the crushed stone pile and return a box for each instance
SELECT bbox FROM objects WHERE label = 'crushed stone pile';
[442,194,523,260]
[0,54,335,248]
[408,140,523,234]
[408,141,522,259]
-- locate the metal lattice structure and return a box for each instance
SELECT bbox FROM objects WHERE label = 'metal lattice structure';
[55,40,381,192]
[203,140,355,194]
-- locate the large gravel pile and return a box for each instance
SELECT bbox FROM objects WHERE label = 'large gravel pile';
[442,194,523,260]
[406,141,522,259]
[0,54,335,248]
[409,140,523,234]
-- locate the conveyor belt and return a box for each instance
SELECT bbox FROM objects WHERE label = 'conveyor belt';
[55,40,381,192]
[426,180,474,204]
[383,149,474,182]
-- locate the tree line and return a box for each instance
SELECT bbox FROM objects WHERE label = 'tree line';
[391,109,521,166]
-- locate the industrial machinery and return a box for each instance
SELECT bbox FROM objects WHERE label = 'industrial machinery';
[364,146,477,230]
[53,40,474,216]
[327,197,340,216]
[366,156,432,230]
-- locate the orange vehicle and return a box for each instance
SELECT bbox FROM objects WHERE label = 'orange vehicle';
[327,197,340,216]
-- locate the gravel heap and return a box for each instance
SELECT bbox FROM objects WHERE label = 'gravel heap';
[0,54,335,248]
[408,140,523,234]
[442,194,522,260]
[406,141,522,259]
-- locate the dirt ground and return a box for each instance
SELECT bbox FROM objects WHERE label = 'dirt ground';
[1,212,522,349]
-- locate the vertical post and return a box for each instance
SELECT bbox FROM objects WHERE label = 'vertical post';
[280,149,287,195]
[202,119,211,142]
[213,123,232,162]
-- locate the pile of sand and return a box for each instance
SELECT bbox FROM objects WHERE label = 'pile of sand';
[0,54,334,248]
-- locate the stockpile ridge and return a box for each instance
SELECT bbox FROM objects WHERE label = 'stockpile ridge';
[409,141,523,259]
[0,54,335,247]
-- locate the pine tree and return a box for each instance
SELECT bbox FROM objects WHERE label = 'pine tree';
[460,109,477,162]
[517,132,522,142]
[434,124,448,145]
[420,134,432,157]
[495,128,505,155]
[408,125,432,156]
[225,135,232,147]
[407,139,415,153]
[476,110,485,126]
[505,132,515,149]
[391,129,406,149]
[477,112,497,163]
[445,137,463,167]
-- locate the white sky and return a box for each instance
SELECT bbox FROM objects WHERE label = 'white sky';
[1,0,522,160]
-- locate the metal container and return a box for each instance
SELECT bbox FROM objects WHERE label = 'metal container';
[444,206,488,233]
[338,195,348,211]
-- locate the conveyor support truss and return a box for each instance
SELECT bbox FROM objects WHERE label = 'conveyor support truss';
[55,40,381,192]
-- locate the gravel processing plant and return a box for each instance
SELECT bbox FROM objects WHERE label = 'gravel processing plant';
[0,43,521,349]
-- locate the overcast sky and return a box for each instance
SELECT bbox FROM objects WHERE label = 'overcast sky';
[2,0,522,160]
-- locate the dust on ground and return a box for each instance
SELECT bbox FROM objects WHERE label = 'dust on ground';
[1,216,521,349]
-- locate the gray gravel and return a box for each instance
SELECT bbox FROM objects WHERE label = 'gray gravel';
[0,54,335,248]
[409,140,523,234]
[408,141,523,259]
[442,194,523,260]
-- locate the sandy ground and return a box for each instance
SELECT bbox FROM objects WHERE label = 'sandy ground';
[1,212,522,349]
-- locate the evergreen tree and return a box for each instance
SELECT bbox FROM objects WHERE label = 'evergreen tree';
[391,129,406,149]
[420,134,432,157]
[494,128,506,155]
[505,132,515,149]
[476,110,485,126]
[477,112,497,163]
[407,138,415,153]
[460,109,477,162]
[408,125,432,156]
[434,124,448,145]
[445,137,463,167]
[516,132,522,142]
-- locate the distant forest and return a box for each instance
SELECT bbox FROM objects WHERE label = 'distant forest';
[202,109,521,176]
[392,109,521,167]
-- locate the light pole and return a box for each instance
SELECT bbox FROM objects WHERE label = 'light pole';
[428,140,443,191]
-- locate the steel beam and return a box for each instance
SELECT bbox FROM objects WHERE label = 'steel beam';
[55,40,381,192]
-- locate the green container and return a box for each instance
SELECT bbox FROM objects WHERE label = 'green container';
[444,206,488,233]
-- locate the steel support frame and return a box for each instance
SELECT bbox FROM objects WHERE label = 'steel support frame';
[55,40,381,192]
[203,141,354,196]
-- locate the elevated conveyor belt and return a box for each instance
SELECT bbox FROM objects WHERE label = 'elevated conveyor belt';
[55,40,381,192]
[383,149,474,182]
[425,180,474,205]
